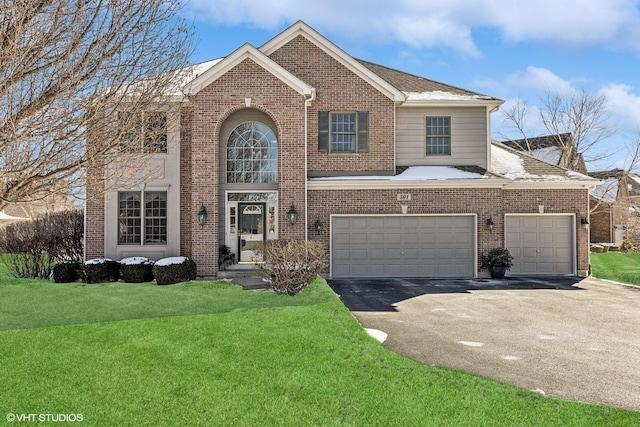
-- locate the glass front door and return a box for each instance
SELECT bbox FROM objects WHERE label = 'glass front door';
[238,203,266,263]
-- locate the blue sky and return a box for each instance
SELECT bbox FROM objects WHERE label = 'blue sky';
[181,0,640,172]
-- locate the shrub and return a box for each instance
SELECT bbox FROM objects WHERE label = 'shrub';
[152,257,197,285]
[120,257,155,283]
[53,262,81,283]
[80,258,121,283]
[481,247,514,269]
[0,209,84,279]
[256,240,328,295]
[218,245,236,270]
[621,239,635,252]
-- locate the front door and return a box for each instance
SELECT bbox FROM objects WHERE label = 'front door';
[238,203,266,263]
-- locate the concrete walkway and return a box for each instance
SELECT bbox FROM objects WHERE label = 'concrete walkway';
[329,276,640,412]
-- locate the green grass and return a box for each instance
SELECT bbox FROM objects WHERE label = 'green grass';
[1,271,638,426]
[591,252,640,285]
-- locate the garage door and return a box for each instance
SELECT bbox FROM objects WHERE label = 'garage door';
[331,215,475,278]
[505,215,574,275]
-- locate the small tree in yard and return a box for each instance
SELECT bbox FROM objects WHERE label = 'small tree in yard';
[256,240,328,295]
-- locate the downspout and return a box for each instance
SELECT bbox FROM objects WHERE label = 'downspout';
[304,88,316,241]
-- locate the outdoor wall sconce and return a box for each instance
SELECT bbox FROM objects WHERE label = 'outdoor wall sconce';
[197,204,208,227]
[314,219,323,234]
[580,216,589,230]
[486,217,495,231]
[287,204,298,225]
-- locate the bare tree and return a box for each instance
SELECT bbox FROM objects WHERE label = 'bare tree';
[499,89,615,171]
[0,0,195,211]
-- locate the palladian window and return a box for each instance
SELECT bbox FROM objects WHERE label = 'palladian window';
[226,122,278,184]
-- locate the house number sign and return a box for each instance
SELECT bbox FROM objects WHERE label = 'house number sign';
[396,193,411,201]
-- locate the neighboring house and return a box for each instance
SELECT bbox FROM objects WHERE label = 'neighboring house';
[588,169,631,244]
[85,21,599,278]
[502,134,588,174]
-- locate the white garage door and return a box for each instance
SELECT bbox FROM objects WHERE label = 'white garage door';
[331,215,475,278]
[505,215,574,275]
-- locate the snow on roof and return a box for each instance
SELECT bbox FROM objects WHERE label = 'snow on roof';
[404,91,494,102]
[590,177,619,203]
[531,146,561,165]
[311,166,484,181]
[490,144,590,182]
[490,145,536,179]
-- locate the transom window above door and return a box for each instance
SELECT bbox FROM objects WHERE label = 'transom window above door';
[227,122,278,183]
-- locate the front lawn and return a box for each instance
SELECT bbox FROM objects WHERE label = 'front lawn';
[591,252,640,286]
[1,273,638,425]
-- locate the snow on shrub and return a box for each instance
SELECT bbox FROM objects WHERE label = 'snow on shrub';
[152,256,197,285]
[80,258,120,283]
[120,257,155,283]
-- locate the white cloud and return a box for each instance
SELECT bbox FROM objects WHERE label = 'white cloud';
[599,83,640,131]
[186,0,640,56]
[505,66,575,94]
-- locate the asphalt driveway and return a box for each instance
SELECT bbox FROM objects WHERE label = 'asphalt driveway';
[328,276,640,412]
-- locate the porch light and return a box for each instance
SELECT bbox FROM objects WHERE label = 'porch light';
[580,216,589,230]
[198,204,208,227]
[287,204,298,225]
[314,219,323,234]
[486,217,495,231]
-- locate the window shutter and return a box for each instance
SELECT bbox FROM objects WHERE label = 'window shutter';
[357,111,369,153]
[318,111,329,152]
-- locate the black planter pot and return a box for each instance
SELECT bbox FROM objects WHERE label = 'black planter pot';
[489,265,507,279]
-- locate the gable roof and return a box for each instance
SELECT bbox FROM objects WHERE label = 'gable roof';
[259,21,406,102]
[357,59,502,106]
[180,21,502,107]
[182,43,314,97]
[501,133,587,174]
[490,141,598,186]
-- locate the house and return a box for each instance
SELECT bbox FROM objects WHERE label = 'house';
[588,169,632,244]
[85,21,599,278]
[502,134,588,174]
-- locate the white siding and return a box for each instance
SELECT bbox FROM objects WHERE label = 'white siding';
[396,106,488,168]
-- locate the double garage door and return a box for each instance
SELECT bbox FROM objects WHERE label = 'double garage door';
[331,214,575,278]
[331,215,475,278]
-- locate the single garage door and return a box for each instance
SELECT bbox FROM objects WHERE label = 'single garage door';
[505,215,574,275]
[331,215,475,278]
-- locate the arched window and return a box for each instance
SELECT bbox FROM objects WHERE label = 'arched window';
[226,122,277,184]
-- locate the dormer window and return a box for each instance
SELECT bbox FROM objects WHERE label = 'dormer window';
[426,116,451,155]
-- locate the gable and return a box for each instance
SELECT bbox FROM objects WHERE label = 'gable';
[260,21,405,102]
[183,43,314,98]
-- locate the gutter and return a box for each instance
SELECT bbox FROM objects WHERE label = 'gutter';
[304,88,316,241]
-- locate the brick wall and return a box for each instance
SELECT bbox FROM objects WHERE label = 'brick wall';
[308,187,590,274]
[185,58,307,277]
[268,36,396,174]
[84,162,105,260]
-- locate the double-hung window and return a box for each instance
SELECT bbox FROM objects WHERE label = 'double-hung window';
[318,111,369,153]
[119,112,168,153]
[426,116,451,155]
[118,191,167,245]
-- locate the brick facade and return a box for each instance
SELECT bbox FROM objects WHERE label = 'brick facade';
[269,36,396,174]
[589,179,630,243]
[85,22,593,279]
[308,188,590,275]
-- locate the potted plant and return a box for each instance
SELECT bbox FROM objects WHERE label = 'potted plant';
[481,247,514,279]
